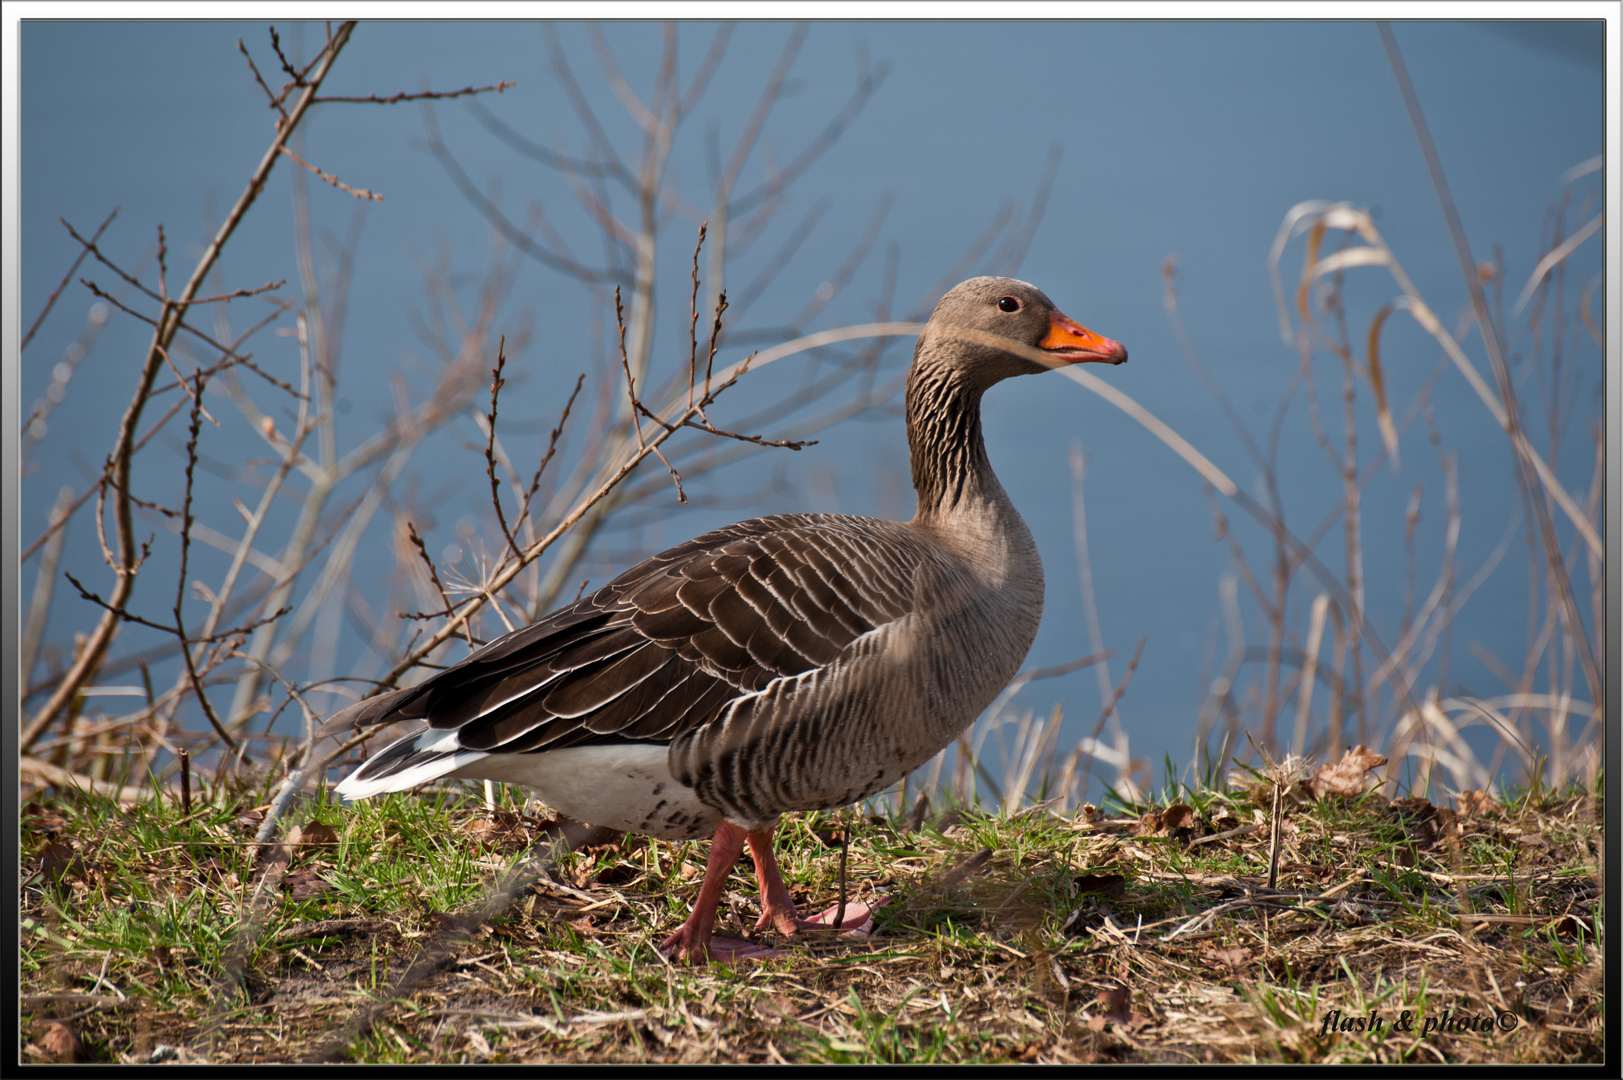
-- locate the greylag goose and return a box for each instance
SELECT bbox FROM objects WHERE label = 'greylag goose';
[321,276,1126,962]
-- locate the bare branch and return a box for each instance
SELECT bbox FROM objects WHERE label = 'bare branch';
[732,49,889,214]
[915,202,1015,317]
[785,191,894,331]
[22,206,119,352]
[589,24,657,134]
[76,271,292,392]
[717,23,808,196]
[688,224,706,409]
[989,142,1061,276]
[407,521,472,648]
[60,215,164,305]
[171,371,238,750]
[23,20,358,750]
[465,97,633,188]
[517,372,586,525]
[729,201,829,319]
[22,389,193,564]
[277,144,383,201]
[63,571,289,645]
[314,80,514,105]
[421,102,623,284]
[679,22,733,116]
[238,36,290,120]
[268,25,302,84]
[542,23,627,178]
[483,338,522,560]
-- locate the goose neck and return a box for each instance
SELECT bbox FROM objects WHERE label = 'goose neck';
[905,363,1005,523]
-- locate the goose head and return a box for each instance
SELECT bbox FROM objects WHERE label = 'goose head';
[917,276,1127,388]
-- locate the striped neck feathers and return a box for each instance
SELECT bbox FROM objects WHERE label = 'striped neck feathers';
[905,355,1004,521]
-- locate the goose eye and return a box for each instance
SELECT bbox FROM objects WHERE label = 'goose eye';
[997,296,1021,313]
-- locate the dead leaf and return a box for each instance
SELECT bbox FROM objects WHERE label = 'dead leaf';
[1389,798,1452,850]
[754,992,799,1022]
[583,832,643,857]
[1308,746,1387,799]
[938,848,994,890]
[284,866,332,899]
[38,841,83,893]
[1552,913,1594,937]
[1133,803,1200,837]
[1365,302,1400,463]
[1161,803,1199,832]
[530,815,625,852]
[299,821,339,856]
[1074,874,1125,898]
[1200,943,1253,967]
[1089,985,1151,1031]
[1098,986,1132,1026]
[32,1021,81,1063]
[1454,789,1499,816]
[592,861,640,888]
[813,826,848,848]
[23,802,68,835]
[905,794,930,833]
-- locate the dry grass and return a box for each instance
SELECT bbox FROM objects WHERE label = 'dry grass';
[21,762,1602,1064]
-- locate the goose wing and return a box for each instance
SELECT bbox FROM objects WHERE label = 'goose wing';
[321,514,923,757]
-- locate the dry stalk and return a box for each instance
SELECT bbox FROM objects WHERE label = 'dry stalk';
[22,22,358,751]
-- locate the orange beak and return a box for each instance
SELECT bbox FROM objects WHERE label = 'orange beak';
[1039,311,1128,365]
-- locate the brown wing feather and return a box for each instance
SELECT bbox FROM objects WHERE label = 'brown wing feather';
[323,514,926,757]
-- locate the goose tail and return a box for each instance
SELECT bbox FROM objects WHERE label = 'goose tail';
[333,724,486,801]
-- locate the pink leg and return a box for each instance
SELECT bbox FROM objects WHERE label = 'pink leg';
[659,821,775,964]
[746,825,879,937]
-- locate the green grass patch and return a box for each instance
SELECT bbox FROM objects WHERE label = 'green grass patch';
[21,770,1602,1064]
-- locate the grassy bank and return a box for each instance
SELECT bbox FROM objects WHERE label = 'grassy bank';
[21,758,1602,1064]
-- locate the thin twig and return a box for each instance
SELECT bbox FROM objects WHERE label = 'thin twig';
[517,372,585,527]
[63,572,288,644]
[238,36,289,120]
[278,144,383,201]
[24,22,357,750]
[22,207,119,352]
[688,223,707,409]
[172,370,238,750]
[268,26,303,84]
[313,80,513,105]
[77,276,293,399]
[408,521,472,649]
[611,287,686,502]
[483,338,522,560]
[1076,638,1146,798]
